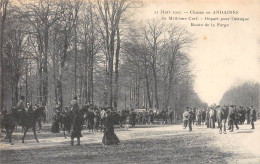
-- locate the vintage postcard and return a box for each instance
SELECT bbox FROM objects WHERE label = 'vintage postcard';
[0,0,259,163]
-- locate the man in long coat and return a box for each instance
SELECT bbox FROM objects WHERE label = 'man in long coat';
[70,96,82,146]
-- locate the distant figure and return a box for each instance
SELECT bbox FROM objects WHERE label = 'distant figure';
[250,106,256,129]
[205,108,210,128]
[130,109,137,128]
[70,96,82,146]
[209,107,215,128]
[183,107,189,129]
[228,105,235,132]
[51,109,61,133]
[94,108,101,131]
[168,109,173,124]
[102,109,120,146]
[87,108,95,131]
[216,105,228,134]
[100,108,107,131]
[188,109,193,131]
[233,106,239,130]
[246,107,250,124]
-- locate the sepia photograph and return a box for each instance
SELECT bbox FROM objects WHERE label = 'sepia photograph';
[0,0,259,163]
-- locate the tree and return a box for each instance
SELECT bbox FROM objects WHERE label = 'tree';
[18,0,62,106]
[97,0,133,108]
[220,81,259,108]
[0,0,8,111]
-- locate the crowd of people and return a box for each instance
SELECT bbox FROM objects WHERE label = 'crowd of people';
[182,105,257,133]
[51,97,121,146]
[0,96,258,146]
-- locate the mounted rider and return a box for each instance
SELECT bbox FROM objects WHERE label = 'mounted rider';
[13,96,27,124]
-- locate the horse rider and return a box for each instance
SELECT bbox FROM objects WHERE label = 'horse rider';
[14,96,26,124]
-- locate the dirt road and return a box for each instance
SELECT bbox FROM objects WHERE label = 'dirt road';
[0,122,259,163]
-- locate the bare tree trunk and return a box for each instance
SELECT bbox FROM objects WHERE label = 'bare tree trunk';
[152,63,159,109]
[38,61,43,104]
[0,0,8,111]
[74,23,78,96]
[114,26,120,110]
[145,69,152,108]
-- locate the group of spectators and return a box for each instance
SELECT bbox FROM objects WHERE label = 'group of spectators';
[182,105,257,133]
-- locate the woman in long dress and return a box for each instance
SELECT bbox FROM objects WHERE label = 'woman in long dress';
[102,109,120,145]
[51,111,60,133]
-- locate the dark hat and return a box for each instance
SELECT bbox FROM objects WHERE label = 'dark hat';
[73,96,77,100]
[20,96,25,100]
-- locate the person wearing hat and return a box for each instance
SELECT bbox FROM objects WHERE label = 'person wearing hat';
[250,106,256,129]
[70,96,82,146]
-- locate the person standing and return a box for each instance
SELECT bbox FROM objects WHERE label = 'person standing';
[100,108,107,131]
[228,105,235,132]
[51,109,61,133]
[188,109,193,131]
[87,108,95,131]
[233,106,239,130]
[246,107,250,124]
[70,96,82,146]
[102,109,120,146]
[94,108,101,131]
[183,107,189,129]
[209,107,215,128]
[250,106,256,129]
[130,109,137,128]
[169,109,173,124]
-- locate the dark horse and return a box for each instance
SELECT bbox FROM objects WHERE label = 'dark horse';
[2,107,46,144]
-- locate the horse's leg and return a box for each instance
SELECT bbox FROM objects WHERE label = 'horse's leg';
[39,120,42,131]
[33,125,39,143]
[21,127,28,143]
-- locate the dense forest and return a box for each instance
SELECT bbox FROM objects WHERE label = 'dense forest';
[220,81,259,108]
[0,0,206,116]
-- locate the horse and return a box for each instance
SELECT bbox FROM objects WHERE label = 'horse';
[3,106,46,144]
[1,110,15,144]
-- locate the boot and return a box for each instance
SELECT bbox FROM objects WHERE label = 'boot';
[77,138,80,146]
[71,139,74,146]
